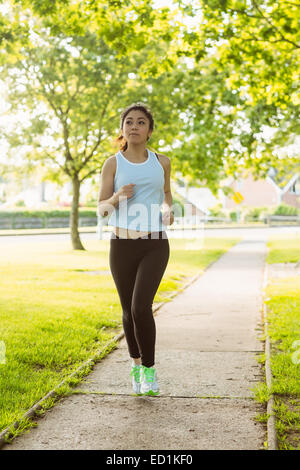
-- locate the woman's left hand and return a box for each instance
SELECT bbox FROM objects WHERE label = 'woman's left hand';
[162,209,174,226]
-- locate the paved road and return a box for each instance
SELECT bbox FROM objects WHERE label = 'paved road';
[3,233,268,450]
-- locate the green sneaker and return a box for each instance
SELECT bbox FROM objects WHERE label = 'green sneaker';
[130,364,142,395]
[140,365,159,396]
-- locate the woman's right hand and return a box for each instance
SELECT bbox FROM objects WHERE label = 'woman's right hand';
[116,183,136,202]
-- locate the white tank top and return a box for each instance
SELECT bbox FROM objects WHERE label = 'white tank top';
[108,149,166,232]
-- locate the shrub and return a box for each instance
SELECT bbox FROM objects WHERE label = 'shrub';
[245,206,268,221]
[209,204,226,218]
[229,211,238,221]
[272,204,299,216]
[172,194,186,216]
[15,200,26,207]
[0,209,97,219]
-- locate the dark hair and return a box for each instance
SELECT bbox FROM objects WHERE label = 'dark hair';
[115,102,154,151]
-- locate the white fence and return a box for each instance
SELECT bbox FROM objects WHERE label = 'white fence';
[266,215,300,226]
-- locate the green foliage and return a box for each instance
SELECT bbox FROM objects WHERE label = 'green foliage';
[245,206,268,221]
[15,200,25,207]
[252,382,271,405]
[3,27,134,181]
[171,195,185,216]
[0,6,29,65]
[197,0,299,106]
[209,204,226,218]
[160,59,248,192]
[229,210,238,221]
[178,0,300,175]
[274,398,300,450]
[14,0,69,15]
[2,2,181,249]
[1,0,299,246]
[0,209,96,218]
[272,204,299,216]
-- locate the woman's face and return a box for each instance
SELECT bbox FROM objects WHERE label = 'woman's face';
[122,110,152,145]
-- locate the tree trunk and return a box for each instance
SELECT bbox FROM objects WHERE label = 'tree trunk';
[70,175,85,250]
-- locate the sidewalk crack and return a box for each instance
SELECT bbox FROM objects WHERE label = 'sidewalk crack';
[71,391,255,400]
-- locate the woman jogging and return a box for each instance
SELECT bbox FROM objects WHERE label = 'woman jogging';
[98,103,174,396]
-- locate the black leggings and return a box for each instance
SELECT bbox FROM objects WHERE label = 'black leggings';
[109,231,170,367]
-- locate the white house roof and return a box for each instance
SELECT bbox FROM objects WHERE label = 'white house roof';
[174,185,217,215]
[281,173,299,193]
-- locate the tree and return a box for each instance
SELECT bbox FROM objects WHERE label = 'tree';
[149,57,250,195]
[0,1,28,61]
[1,29,146,248]
[177,0,300,176]
[184,0,299,105]
[1,1,183,249]
[4,0,297,233]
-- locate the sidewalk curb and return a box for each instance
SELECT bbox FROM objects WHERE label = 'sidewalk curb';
[262,258,278,451]
[0,270,202,449]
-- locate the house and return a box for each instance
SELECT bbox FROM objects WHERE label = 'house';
[221,169,300,210]
[278,173,300,209]
[173,180,213,216]
[172,167,300,217]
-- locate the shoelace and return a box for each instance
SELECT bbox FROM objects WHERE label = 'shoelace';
[130,365,141,382]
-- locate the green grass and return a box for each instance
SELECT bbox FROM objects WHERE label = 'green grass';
[265,276,300,450]
[266,235,300,264]
[254,236,300,450]
[0,236,239,434]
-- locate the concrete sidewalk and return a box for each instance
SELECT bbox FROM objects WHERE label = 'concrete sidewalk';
[3,238,267,450]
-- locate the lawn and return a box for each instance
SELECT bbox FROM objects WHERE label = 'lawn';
[0,235,239,434]
[261,235,300,450]
[266,235,300,264]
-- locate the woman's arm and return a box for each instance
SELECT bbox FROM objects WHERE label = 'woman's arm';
[97,157,119,218]
[158,154,174,225]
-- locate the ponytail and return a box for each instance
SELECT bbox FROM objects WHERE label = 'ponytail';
[115,134,128,151]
